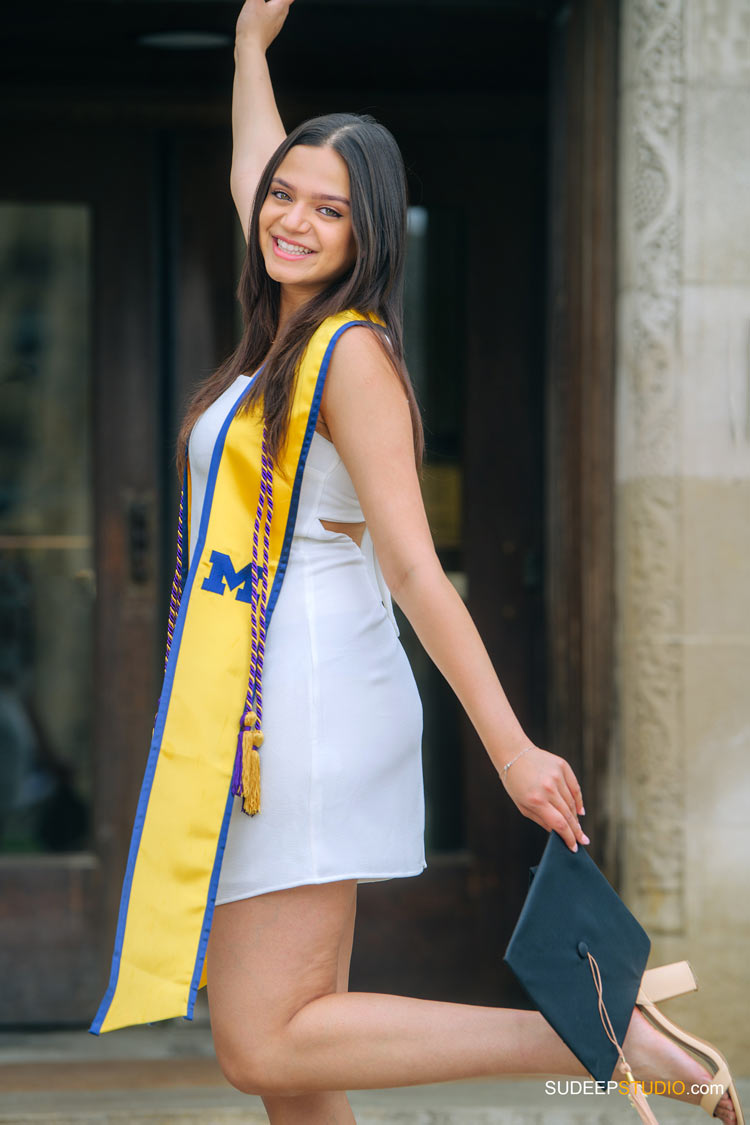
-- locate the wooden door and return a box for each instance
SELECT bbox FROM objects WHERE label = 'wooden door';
[0,125,161,1023]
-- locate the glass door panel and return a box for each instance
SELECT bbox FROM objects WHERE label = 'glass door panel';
[0,126,159,1025]
[0,203,93,855]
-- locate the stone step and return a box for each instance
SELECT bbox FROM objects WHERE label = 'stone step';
[3,1070,744,1124]
[0,1026,746,1124]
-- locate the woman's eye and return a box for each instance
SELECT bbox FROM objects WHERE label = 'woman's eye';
[268,190,339,217]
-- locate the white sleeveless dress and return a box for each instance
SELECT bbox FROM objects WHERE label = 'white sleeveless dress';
[187,373,427,903]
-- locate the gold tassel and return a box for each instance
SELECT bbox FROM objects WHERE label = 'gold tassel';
[588,954,661,1124]
[241,730,262,816]
[620,1066,660,1125]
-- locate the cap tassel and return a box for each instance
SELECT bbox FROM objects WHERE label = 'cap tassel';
[587,952,660,1125]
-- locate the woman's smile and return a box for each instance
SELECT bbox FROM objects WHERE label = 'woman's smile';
[272,234,317,259]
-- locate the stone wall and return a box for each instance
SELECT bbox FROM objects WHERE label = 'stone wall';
[616,0,750,1068]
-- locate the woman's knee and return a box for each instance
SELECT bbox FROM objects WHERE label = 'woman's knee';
[214,1038,285,1096]
[215,1035,317,1097]
[207,881,358,1095]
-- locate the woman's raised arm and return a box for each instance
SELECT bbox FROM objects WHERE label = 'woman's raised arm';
[231,0,295,242]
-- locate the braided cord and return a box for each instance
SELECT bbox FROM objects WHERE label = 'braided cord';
[230,422,274,805]
[587,952,659,1123]
[244,429,268,710]
[254,431,274,727]
[164,467,188,670]
[153,454,189,731]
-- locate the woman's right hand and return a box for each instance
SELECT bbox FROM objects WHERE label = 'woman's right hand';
[236,0,295,52]
[500,745,589,853]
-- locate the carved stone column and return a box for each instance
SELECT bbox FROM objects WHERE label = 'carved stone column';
[616,0,687,934]
[617,0,750,1065]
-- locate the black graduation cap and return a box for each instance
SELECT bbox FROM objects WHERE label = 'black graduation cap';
[504,831,652,1099]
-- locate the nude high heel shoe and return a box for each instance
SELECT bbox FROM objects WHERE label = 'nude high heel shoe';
[637,962,745,1125]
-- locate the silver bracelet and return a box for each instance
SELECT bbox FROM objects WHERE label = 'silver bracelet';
[501,744,534,780]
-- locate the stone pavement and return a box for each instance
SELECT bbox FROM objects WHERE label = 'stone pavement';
[0,1013,746,1124]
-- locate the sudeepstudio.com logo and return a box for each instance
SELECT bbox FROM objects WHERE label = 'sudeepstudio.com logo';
[545,1080,725,1098]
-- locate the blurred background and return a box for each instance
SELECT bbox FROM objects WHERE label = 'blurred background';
[0,0,748,1082]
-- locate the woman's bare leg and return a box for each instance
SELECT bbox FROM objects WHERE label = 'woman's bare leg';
[206,880,735,1123]
[259,886,357,1125]
[206,878,590,1095]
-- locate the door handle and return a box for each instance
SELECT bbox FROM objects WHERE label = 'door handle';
[127,496,153,586]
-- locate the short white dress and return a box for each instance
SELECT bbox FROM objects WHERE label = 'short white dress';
[187,373,427,903]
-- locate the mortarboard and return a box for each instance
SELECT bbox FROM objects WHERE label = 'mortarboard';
[504,830,658,1122]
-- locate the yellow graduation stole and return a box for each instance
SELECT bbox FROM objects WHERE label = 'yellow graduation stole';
[91,310,380,1035]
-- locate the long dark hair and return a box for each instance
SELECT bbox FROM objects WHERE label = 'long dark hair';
[176,112,424,480]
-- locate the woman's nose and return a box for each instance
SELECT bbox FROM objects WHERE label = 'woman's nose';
[282,202,310,232]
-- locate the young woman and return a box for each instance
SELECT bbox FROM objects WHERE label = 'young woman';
[186,3,741,1123]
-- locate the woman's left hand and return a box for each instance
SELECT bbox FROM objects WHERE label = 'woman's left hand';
[500,745,589,852]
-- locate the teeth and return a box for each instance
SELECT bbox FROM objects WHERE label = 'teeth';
[276,237,313,255]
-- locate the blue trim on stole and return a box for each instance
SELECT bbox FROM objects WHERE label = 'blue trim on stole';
[91,322,368,1033]
[90,377,256,1036]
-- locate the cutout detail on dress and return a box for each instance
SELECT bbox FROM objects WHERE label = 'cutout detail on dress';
[318,517,366,548]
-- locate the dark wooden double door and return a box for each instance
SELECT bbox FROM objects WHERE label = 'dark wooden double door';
[0,0,616,1023]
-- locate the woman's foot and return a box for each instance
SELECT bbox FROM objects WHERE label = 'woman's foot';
[621,1007,736,1124]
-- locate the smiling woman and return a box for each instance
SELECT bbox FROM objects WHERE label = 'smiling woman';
[259,146,357,313]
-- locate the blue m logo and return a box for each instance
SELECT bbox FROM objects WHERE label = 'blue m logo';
[201,550,267,604]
